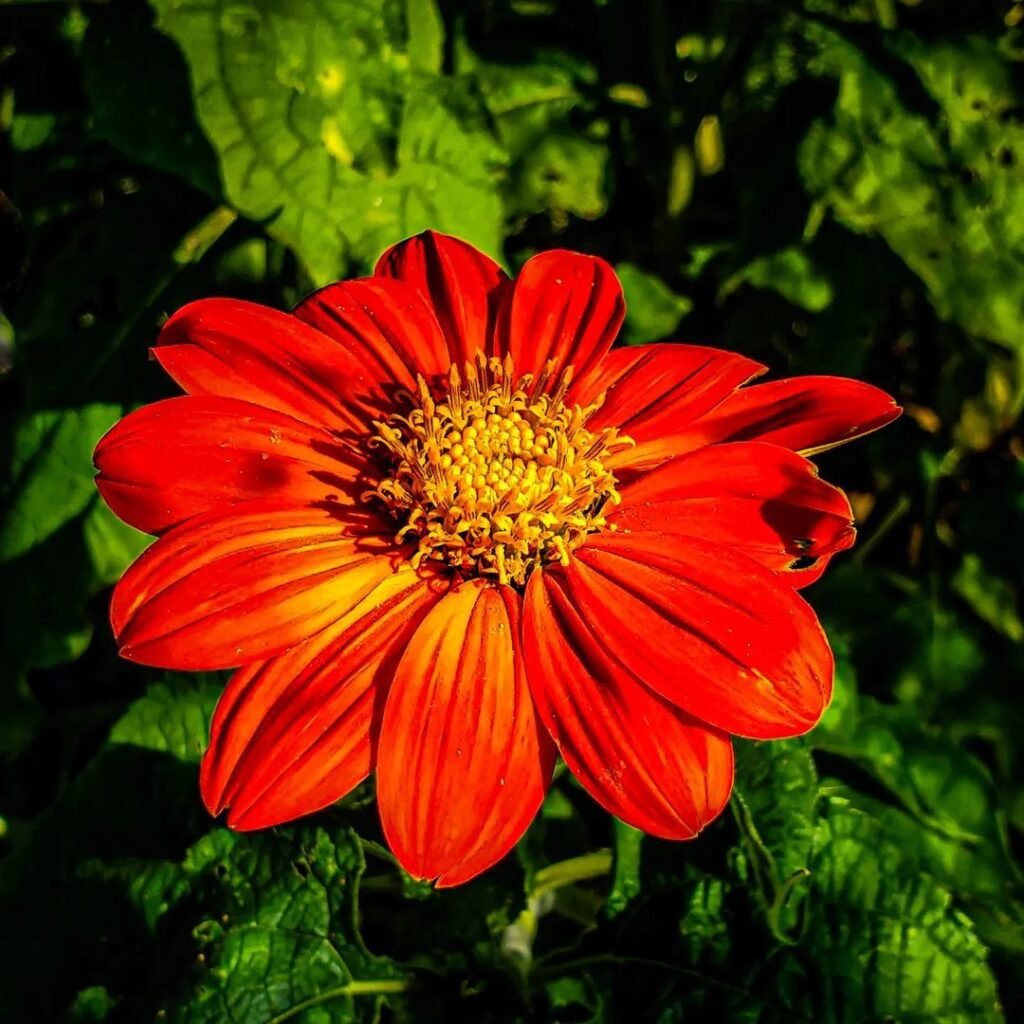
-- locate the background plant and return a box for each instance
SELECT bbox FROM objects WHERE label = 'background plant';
[1,0,1022,1021]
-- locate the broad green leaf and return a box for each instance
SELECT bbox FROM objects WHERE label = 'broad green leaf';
[721,246,834,312]
[0,679,221,1021]
[10,113,58,152]
[0,680,407,1022]
[81,7,222,197]
[508,131,608,222]
[732,739,817,939]
[0,403,119,563]
[834,713,1021,902]
[806,795,1002,1023]
[800,29,1024,352]
[617,263,693,344]
[0,511,99,704]
[82,497,149,587]
[152,0,505,281]
[952,553,1024,642]
[813,668,1024,951]
[109,676,219,764]
[167,827,404,1024]
[477,60,591,157]
[474,57,607,222]
[405,0,443,74]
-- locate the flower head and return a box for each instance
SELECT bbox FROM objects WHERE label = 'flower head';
[95,231,900,886]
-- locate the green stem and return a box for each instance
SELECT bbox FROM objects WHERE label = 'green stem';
[266,978,411,1024]
[502,850,613,969]
[530,849,612,900]
[172,205,238,265]
[358,836,400,867]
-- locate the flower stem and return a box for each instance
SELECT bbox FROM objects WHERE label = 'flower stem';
[530,849,613,900]
[502,850,613,970]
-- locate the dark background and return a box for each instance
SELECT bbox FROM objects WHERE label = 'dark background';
[1,1,1022,1021]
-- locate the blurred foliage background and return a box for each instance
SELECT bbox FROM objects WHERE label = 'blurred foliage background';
[1,0,1023,1020]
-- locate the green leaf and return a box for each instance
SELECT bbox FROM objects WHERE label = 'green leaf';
[813,670,1024,951]
[732,739,817,940]
[0,512,98,700]
[541,974,605,1024]
[82,497,149,588]
[109,676,219,763]
[676,871,731,968]
[68,986,119,1023]
[507,131,608,222]
[721,246,834,312]
[167,827,405,1024]
[152,0,505,281]
[474,56,607,223]
[806,795,1003,1023]
[800,29,1024,353]
[0,679,406,1022]
[952,553,1024,642]
[0,167,234,687]
[0,679,220,1021]
[617,263,693,344]
[477,58,591,158]
[405,0,443,75]
[81,6,222,197]
[0,403,119,563]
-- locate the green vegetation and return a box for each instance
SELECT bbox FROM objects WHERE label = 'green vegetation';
[1,1,1022,1020]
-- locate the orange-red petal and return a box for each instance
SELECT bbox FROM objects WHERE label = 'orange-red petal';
[524,568,733,838]
[94,396,365,535]
[376,580,555,887]
[153,299,374,433]
[613,442,855,587]
[374,230,509,368]
[201,569,445,830]
[111,504,395,670]
[293,276,451,399]
[495,250,625,382]
[573,343,765,474]
[677,376,902,456]
[549,532,833,740]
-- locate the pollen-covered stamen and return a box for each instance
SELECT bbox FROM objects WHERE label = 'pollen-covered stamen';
[365,353,634,586]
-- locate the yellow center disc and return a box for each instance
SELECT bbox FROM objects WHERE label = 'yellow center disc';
[366,353,634,586]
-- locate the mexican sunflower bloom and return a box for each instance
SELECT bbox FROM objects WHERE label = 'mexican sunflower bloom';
[94,231,899,886]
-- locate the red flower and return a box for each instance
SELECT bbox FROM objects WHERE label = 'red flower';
[95,232,899,886]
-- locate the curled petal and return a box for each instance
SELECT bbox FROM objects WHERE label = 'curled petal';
[377,581,555,887]
[293,277,452,400]
[524,569,733,838]
[154,299,374,433]
[111,504,394,670]
[94,396,364,535]
[375,230,509,368]
[202,568,445,830]
[678,376,901,455]
[551,532,834,740]
[614,442,855,586]
[496,250,625,382]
